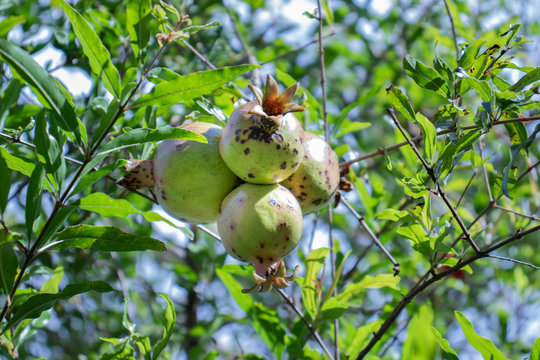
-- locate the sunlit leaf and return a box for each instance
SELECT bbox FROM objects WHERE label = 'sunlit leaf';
[57,0,122,99]
[53,225,165,252]
[455,311,510,360]
[301,248,329,319]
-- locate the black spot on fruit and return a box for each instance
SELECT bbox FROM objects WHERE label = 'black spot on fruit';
[259,243,265,248]
[244,148,250,155]
[286,236,290,241]
[258,257,263,264]
[276,144,281,150]
[277,222,287,230]
[235,136,240,142]
[312,199,322,205]
[248,173,254,178]
[280,162,287,169]
[176,144,183,149]
[235,129,242,135]
[293,148,299,155]
[291,162,298,168]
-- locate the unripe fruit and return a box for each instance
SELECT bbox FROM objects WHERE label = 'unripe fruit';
[153,122,240,224]
[281,131,340,214]
[218,183,303,278]
[119,122,240,224]
[219,75,305,184]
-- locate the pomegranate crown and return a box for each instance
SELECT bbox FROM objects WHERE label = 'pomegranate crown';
[248,75,305,118]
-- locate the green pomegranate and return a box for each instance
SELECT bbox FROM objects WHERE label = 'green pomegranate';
[118,122,240,224]
[218,183,303,288]
[219,75,305,184]
[281,131,340,214]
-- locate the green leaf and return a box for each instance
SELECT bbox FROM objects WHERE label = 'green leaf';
[322,0,334,25]
[386,85,416,122]
[334,121,371,139]
[0,39,80,144]
[402,304,437,360]
[97,127,206,156]
[70,160,125,198]
[415,112,436,162]
[531,337,540,360]
[53,225,166,252]
[301,248,329,318]
[57,0,121,99]
[0,152,10,213]
[0,16,25,38]
[35,112,65,192]
[459,39,485,70]
[99,337,135,359]
[508,67,540,92]
[0,243,18,295]
[216,267,286,359]
[40,267,64,294]
[432,327,459,360]
[2,281,115,331]
[126,0,151,61]
[0,147,34,177]
[455,311,510,360]
[25,163,45,240]
[152,294,176,360]
[404,56,447,95]
[39,205,76,248]
[131,65,259,108]
[76,192,192,236]
[183,21,221,35]
[320,274,400,320]
[397,223,430,256]
[346,321,382,359]
[460,76,494,102]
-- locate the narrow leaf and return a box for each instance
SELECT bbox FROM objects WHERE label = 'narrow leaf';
[57,0,121,99]
[71,161,125,197]
[152,294,176,360]
[126,0,151,61]
[531,337,540,360]
[54,225,166,252]
[402,305,437,359]
[3,281,115,330]
[0,16,25,38]
[0,153,10,213]
[25,163,45,240]
[386,85,416,122]
[404,56,447,95]
[432,327,459,360]
[508,67,540,92]
[0,39,80,144]
[455,311,510,360]
[97,127,206,156]
[0,243,18,295]
[131,65,259,108]
[40,267,64,294]
[302,248,329,318]
[346,321,383,359]
[416,112,436,161]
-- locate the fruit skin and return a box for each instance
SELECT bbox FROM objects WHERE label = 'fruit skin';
[219,101,305,184]
[154,122,240,224]
[218,183,303,277]
[281,131,340,214]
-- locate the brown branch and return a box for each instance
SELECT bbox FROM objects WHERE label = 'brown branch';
[355,224,540,359]
[341,197,400,275]
[487,254,540,270]
[388,107,481,253]
[275,288,335,360]
[456,170,477,208]
[340,114,540,168]
[443,0,459,59]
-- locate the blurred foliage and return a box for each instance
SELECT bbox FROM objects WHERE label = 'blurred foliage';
[0,0,539,359]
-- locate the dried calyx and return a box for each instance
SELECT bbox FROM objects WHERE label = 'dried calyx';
[248,75,304,122]
[242,261,300,293]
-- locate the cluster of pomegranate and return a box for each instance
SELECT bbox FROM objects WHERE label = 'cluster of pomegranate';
[120,76,340,293]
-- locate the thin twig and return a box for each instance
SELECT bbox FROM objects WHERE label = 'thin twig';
[341,197,400,274]
[456,170,477,209]
[479,141,494,202]
[487,254,540,270]
[224,4,261,87]
[388,107,481,253]
[339,114,540,168]
[261,30,336,65]
[355,224,540,359]
[494,205,540,222]
[315,0,338,357]
[443,0,459,59]
[181,39,216,69]
[276,288,335,360]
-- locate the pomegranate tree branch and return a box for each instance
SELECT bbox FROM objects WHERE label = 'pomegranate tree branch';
[487,254,540,271]
[443,0,459,59]
[315,0,338,357]
[276,288,335,360]
[341,197,400,275]
[388,107,481,253]
[355,224,540,359]
[340,114,540,168]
